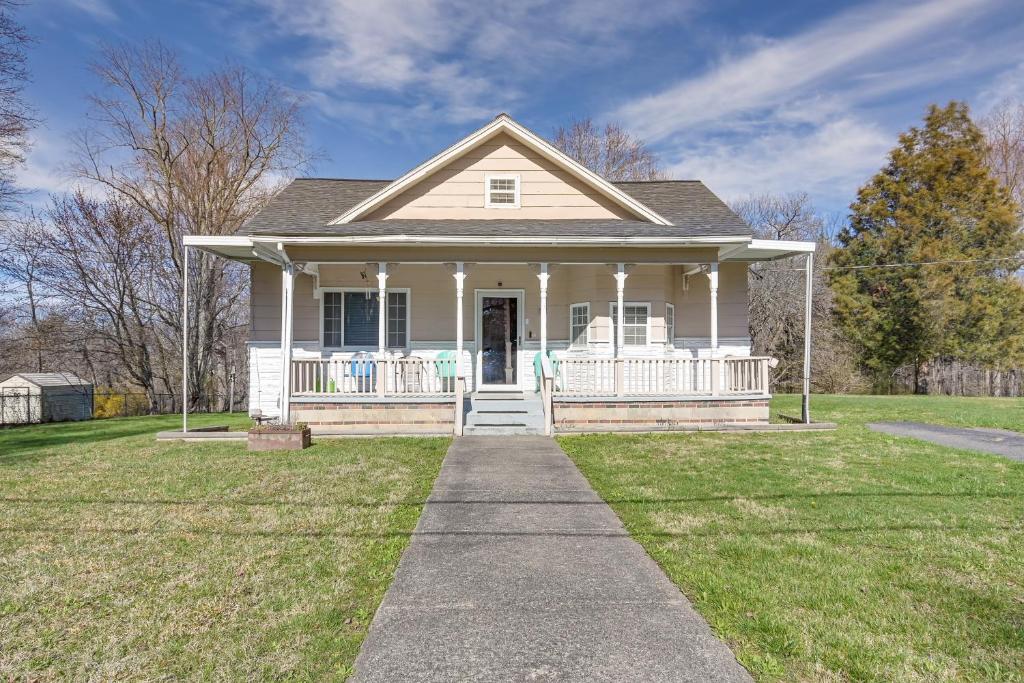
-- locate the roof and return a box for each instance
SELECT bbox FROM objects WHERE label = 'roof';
[240,178,751,239]
[1,372,93,388]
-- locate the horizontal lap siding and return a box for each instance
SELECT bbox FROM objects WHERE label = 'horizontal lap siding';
[366,133,637,220]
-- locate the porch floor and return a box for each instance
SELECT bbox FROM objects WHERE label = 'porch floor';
[350,436,751,682]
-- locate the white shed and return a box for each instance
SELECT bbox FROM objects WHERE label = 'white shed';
[0,373,94,425]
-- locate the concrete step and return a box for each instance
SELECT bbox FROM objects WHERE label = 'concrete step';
[463,424,547,436]
[468,399,542,413]
[466,412,545,428]
[472,391,526,401]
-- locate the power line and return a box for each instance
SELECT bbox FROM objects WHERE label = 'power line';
[759,255,1023,272]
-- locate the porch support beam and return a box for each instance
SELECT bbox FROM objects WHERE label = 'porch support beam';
[613,263,628,358]
[708,262,719,357]
[802,252,814,424]
[280,262,295,424]
[537,263,550,357]
[376,262,389,354]
[453,262,467,376]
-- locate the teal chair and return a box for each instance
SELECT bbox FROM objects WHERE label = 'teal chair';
[436,350,457,391]
[533,350,560,391]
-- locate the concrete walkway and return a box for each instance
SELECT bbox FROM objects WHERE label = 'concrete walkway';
[868,422,1024,461]
[351,436,751,682]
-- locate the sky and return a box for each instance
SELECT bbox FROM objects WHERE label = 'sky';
[17,0,1024,214]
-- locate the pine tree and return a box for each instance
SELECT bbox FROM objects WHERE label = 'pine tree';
[830,102,1024,392]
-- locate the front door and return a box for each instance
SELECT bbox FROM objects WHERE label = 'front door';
[475,290,523,390]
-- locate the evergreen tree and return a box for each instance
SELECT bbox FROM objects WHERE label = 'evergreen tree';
[830,102,1024,391]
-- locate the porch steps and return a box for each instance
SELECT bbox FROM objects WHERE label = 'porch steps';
[464,392,545,436]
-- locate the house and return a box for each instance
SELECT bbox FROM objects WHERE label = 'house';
[185,114,815,435]
[0,372,94,425]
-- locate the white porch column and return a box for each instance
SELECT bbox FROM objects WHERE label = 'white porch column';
[453,262,467,375]
[708,262,719,357]
[181,245,189,432]
[802,252,814,424]
[376,262,388,354]
[279,263,295,424]
[613,263,627,357]
[537,263,549,356]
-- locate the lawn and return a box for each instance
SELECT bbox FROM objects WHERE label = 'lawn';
[560,394,1024,682]
[0,414,449,680]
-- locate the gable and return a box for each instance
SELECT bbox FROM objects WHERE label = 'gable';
[365,133,637,221]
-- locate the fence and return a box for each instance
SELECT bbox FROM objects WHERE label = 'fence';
[0,390,42,426]
[890,359,1024,397]
[0,391,245,426]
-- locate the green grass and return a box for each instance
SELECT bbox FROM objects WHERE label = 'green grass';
[0,414,449,681]
[560,394,1024,682]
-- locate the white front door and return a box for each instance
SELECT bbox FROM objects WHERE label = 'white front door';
[474,289,524,391]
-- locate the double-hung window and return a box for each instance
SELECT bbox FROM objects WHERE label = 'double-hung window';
[665,303,675,347]
[485,174,520,208]
[569,302,590,347]
[610,302,650,347]
[322,290,409,348]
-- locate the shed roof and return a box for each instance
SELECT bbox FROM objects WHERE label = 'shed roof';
[0,372,93,388]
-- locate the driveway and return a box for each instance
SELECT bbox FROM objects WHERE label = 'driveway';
[868,422,1024,461]
[351,436,751,682]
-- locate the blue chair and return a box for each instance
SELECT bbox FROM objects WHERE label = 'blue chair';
[436,350,457,391]
[534,350,561,391]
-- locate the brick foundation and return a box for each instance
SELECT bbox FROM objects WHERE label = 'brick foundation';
[554,398,769,432]
[290,401,455,435]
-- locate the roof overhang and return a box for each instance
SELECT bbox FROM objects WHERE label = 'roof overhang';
[720,239,816,262]
[328,114,672,226]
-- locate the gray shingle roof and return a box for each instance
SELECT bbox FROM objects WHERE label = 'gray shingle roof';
[1,372,92,387]
[240,178,750,238]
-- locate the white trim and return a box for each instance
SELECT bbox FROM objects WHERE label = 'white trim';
[328,114,671,225]
[319,287,411,351]
[474,288,525,391]
[484,173,521,209]
[609,301,652,349]
[568,302,590,348]
[249,235,744,248]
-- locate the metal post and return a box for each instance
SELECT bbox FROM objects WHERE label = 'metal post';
[802,252,814,424]
[182,244,189,433]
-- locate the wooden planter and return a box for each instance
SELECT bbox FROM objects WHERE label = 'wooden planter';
[247,426,311,451]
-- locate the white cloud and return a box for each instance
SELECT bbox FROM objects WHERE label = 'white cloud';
[241,0,693,126]
[670,117,891,209]
[63,0,118,22]
[612,0,997,141]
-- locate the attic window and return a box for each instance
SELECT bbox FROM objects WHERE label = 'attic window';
[485,174,520,208]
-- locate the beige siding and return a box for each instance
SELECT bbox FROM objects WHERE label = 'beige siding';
[673,262,749,338]
[282,245,721,265]
[365,133,636,220]
[249,261,748,346]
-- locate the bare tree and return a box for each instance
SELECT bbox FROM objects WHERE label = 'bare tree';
[0,216,51,371]
[731,193,864,393]
[0,0,34,213]
[979,99,1024,209]
[552,118,669,181]
[71,42,310,409]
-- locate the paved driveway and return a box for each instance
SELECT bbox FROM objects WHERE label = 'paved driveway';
[351,436,751,682]
[868,422,1024,461]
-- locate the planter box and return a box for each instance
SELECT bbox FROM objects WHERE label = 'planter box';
[247,427,311,451]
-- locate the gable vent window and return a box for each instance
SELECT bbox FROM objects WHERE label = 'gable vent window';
[485,174,520,208]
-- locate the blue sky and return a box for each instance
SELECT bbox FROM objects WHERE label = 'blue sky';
[19,0,1024,214]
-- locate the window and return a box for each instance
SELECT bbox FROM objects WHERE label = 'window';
[343,291,379,346]
[387,291,408,348]
[610,302,650,347]
[485,174,520,208]
[322,289,409,348]
[569,303,590,347]
[323,292,343,347]
[665,303,675,347]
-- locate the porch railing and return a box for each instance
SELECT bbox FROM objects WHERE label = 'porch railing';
[291,357,459,397]
[554,356,771,397]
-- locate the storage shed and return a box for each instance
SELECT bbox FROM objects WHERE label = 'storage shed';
[0,373,94,425]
